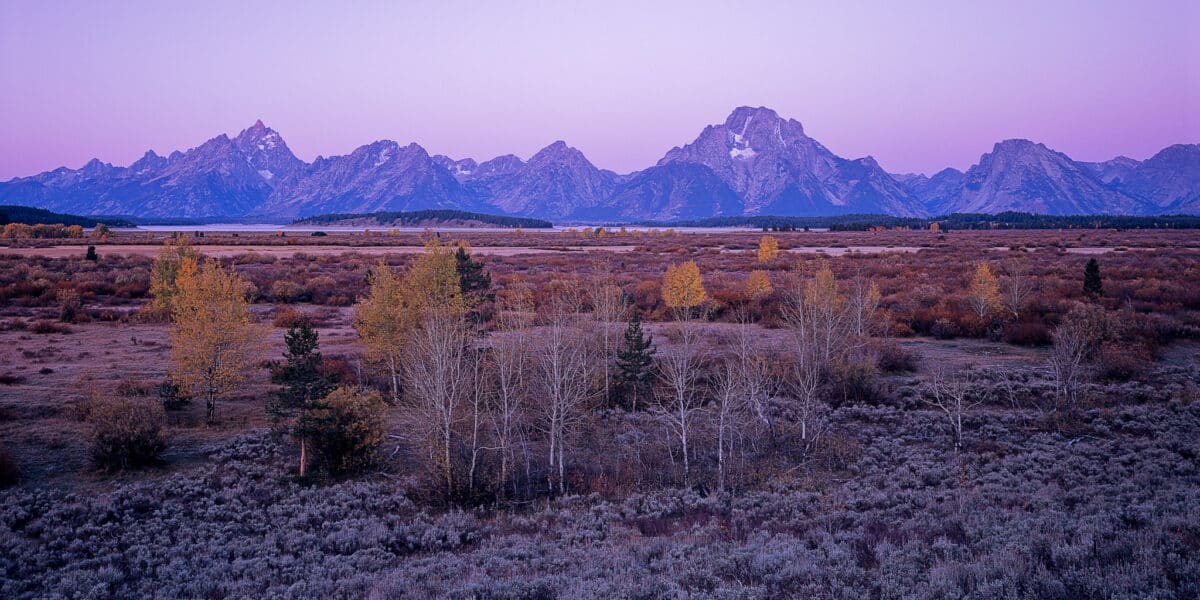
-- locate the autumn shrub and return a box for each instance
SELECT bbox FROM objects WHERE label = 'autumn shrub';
[1002,319,1052,346]
[0,442,17,487]
[306,275,341,305]
[271,279,305,303]
[930,318,958,340]
[30,319,70,334]
[273,306,312,328]
[827,361,887,406]
[320,355,357,384]
[869,339,919,373]
[88,397,167,470]
[308,387,387,475]
[57,287,83,322]
[156,379,191,411]
[1096,341,1152,382]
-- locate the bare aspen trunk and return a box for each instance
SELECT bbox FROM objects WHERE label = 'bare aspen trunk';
[388,355,399,404]
[299,438,307,478]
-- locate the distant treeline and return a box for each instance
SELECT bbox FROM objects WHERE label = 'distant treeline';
[294,210,553,229]
[0,205,133,228]
[639,212,1200,231]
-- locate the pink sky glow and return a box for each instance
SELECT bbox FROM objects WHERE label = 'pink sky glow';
[1,0,1197,179]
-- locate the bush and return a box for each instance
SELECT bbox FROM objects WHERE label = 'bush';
[1096,341,1151,382]
[307,387,387,474]
[0,442,18,486]
[869,339,919,373]
[30,319,70,334]
[57,288,83,322]
[1002,320,1052,346]
[271,279,305,303]
[89,397,167,470]
[273,306,313,328]
[156,379,191,411]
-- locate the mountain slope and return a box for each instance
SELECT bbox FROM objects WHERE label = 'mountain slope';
[0,121,300,217]
[658,106,926,216]
[260,141,477,218]
[574,162,743,221]
[0,111,1194,219]
[464,141,619,219]
[1117,144,1200,213]
[937,140,1151,215]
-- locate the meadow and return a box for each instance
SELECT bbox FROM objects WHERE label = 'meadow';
[1,227,1198,598]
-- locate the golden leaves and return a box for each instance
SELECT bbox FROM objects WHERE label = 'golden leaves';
[662,260,707,309]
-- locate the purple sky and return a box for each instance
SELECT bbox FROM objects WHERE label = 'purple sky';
[2,1,1197,179]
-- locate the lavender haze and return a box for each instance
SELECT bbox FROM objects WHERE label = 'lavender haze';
[1,0,1196,180]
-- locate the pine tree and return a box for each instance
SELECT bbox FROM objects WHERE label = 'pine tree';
[269,323,336,477]
[85,245,98,261]
[1084,258,1103,298]
[455,245,492,298]
[615,312,656,410]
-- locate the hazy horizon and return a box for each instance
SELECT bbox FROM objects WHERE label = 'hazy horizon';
[2,0,1197,180]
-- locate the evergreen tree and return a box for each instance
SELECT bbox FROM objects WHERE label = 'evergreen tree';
[85,245,98,261]
[1084,258,1103,298]
[615,312,656,410]
[455,246,492,298]
[269,322,336,476]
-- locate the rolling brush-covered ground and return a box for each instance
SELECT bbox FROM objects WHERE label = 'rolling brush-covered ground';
[1,228,1199,598]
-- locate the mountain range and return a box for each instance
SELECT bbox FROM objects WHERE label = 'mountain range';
[2,108,1197,220]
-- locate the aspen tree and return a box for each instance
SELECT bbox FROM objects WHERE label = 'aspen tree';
[169,258,262,425]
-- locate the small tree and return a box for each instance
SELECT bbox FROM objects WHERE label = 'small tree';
[967,262,1001,323]
[925,369,987,454]
[1050,303,1107,408]
[84,245,98,261]
[756,235,780,262]
[306,387,387,474]
[1002,260,1033,319]
[1084,258,1103,298]
[846,275,881,337]
[354,260,408,403]
[148,236,199,314]
[589,277,626,404]
[534,286,596,495]
[169,258,262,425]
[653,318,706,485]
[662,260,707,319]
[455,245,492,302]
[616,312,656,410]
[269,323,336,477]
[744,270,773,300]
[399,243,471,497]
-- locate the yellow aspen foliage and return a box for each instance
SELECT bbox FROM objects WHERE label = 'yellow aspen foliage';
[149,236,200,313]
[968,262,1002,320]
[757,235,780,262]
[401,240,466,314]
[353,260,408,403]
[169,258,262,424]
[662,260,707,309]
[805,262,844,314]
[745,270,773,299]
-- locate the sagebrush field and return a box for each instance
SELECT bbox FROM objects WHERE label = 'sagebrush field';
[1,227,1198,598]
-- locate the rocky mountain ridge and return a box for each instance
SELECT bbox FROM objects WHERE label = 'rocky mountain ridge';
[2,109,1196,220]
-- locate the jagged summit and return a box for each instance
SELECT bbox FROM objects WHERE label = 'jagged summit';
[0,108,1195,219]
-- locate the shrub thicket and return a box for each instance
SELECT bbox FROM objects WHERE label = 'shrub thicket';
[88,397,167,470]
[306,387,387,475]
[0,442,17,487]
